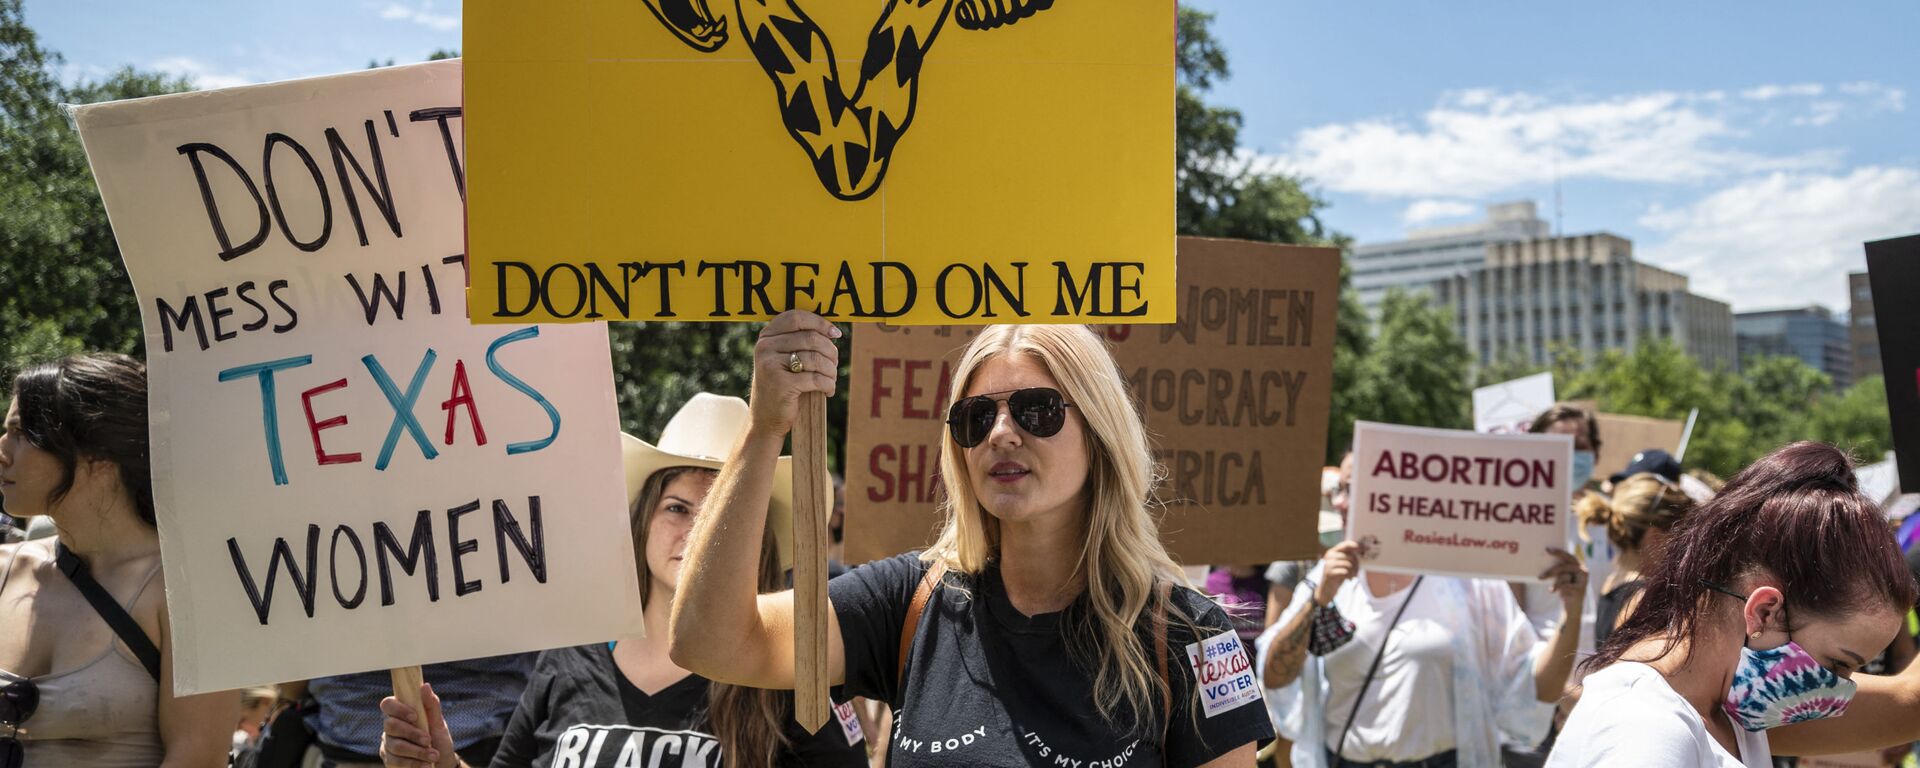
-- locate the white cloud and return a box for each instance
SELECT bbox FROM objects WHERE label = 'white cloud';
[1637,167,1920,311]
[1839,81,1907,112]
[149,56,255,90]
[376,1,460,31]
[1402,199,1477,225]
[1275,83,1901,199]
[1794,101,1845,127]
[1741,83,1823,101]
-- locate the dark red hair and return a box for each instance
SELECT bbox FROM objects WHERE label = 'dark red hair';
[1587,441,1916,670]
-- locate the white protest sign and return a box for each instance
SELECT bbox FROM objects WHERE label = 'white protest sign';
[72,61,643,695]
[1348,422,1573,581]
[1472,372,1555,434]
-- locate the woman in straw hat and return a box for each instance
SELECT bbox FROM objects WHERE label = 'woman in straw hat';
[376,393,866,768]
[671,312,1273,766]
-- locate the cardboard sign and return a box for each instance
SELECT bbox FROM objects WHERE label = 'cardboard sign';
[71,61,643,695]
[1867,234,1920,490]
[1473,373,1555,434]
[1347,422,1574,581]
[463,1,1174,325]
[1591,412,1685,483]
[844,238,1337,565]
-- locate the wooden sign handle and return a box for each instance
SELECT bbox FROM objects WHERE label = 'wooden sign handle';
[391,665,425,716]
[792,390,831,731]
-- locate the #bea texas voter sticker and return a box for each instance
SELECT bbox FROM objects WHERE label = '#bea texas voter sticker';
[1186,629,1260,718]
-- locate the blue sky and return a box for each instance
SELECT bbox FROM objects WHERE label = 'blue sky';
[26,1,1919,312]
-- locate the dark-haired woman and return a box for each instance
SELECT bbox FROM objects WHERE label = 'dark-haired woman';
[377,393,866,768]
[0,354,239,766]
[1549,442,1918,767]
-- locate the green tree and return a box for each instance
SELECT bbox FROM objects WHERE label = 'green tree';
[1325,260,1372,459]
[1345,290,1472,431]
[0,0,188,381]
[1175,8,1363,462]
[1806,376,1896,463]
[1174,8,1333,246]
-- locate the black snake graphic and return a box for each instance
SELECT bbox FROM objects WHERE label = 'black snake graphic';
[639,0,1059,200]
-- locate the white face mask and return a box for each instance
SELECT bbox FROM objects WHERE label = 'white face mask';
[1571,450,1596,488]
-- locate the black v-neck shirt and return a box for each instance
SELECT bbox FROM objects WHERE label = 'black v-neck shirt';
[491,643,866,767]
[831,553,1273,767]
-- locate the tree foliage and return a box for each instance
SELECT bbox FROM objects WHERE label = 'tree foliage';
[1,0,188,383]
[1486,340,1895,478]
[1343,290,1473,434]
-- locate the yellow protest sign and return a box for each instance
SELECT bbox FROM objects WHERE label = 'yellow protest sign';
[464,0,1174,324]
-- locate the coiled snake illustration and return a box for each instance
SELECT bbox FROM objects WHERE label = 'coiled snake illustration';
[639,0,1058,201]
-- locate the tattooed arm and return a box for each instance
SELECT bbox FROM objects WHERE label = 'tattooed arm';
[1261,600,1316,689]
[1261,541,1361,689]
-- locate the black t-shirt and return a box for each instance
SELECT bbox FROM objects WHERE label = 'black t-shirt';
[831,553,1273,767]
[1593,579,1645,648]
[491,643,867,768]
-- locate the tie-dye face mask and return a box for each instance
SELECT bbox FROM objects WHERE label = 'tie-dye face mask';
[1723,640,1856,730]
[1702,579,1857,731]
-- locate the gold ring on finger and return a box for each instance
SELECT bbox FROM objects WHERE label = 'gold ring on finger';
[788,352,805,374]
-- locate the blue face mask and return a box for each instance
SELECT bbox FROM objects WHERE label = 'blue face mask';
[1571,450,1596,488]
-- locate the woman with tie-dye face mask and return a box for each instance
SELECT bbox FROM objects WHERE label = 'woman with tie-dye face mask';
[1549,442,1916,767]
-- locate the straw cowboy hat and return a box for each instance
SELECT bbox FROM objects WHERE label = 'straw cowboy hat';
[621,392,794,569]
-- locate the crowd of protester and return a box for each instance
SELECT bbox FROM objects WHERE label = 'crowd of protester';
[6,318,1920,767]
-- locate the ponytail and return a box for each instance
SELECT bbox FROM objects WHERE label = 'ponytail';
[1577,473,1693,552]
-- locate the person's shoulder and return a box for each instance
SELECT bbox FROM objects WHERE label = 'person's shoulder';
[0,538,52,570]
[836,551,939,593]
[1558,664,1706,757]
[1167,582,1239,638]
[533,643,610,673]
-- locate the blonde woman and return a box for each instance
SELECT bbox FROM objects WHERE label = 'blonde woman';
[670,313,1273,766]
[1575,472,1695,646]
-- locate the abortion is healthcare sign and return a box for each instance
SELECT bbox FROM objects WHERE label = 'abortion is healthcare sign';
[71,61,642,694]
[1347,422,1574,581]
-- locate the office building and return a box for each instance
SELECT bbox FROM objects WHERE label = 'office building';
[1424,233,1737,370]
[1351,201,1549,314]
[1735,306,1852,388]
[1849,272,1882,382]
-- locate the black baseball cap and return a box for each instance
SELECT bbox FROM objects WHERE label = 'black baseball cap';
[1610,448,1683,484]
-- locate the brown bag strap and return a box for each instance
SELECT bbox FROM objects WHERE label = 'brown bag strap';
[896,560,949,690]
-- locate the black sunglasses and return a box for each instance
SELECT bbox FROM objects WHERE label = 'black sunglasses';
[946,388,1075,449]
[0,672,37,768]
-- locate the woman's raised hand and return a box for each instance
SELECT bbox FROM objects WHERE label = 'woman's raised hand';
[1540,547,1588,609]
[378,683,457,768]
[1314,541,1363,606]
[749,310,842,435]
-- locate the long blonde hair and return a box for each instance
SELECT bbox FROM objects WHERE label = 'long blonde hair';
[924,324,1189,729]
[631,468,790,763]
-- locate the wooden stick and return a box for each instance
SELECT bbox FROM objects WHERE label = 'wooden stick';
[792,390,831,731]
[391,665,425,716]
